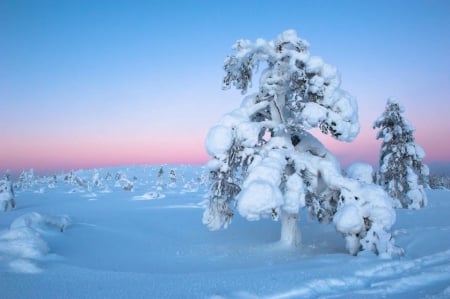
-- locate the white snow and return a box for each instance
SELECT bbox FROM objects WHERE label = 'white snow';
[132,191,165,200]
[237,180,283,221]
[1,165,449,298]
[346,162,374,183]
[205,125,234,157]
[333,204,364,234]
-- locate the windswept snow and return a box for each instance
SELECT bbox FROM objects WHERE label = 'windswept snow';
[0,165,449,298]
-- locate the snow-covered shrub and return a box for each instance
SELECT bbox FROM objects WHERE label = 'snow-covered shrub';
[92,169,103,188]
[204,30,398,256]
[47,175,57,189]
[333,180,401,257]
[0,174,16,211]
[10,212,71,233]
[114,173,134,191]
[373,98,429,209]
[0,212,71,273]
[64,171,87,187]
[105,171,113,181]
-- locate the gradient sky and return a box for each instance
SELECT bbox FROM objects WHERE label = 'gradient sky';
[1,0,449,174]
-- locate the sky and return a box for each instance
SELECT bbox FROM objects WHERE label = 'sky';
[1,0,449,175]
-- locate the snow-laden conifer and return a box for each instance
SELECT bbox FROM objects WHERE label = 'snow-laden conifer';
[204,30,400,256]
[373,98,429,209]
[0,173,16,211]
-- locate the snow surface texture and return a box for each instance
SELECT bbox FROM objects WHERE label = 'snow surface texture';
[1,165,449,298]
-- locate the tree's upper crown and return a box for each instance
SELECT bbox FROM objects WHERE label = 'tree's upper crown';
[222,30,359,142]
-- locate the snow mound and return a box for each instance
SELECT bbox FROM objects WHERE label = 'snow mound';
[11,211,71,233]
[0,212,70,273]
[133,191,166,200]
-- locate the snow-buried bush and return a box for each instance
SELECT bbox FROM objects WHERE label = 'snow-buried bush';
[0,212,70,273]
[334,180,401,257]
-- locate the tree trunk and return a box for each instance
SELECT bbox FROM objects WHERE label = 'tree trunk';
[280,211,301,246]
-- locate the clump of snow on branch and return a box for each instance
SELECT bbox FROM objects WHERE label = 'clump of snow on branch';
[346,163,374,184]
[237,148,287,221]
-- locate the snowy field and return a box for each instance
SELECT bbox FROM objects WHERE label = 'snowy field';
[1,165,449,299]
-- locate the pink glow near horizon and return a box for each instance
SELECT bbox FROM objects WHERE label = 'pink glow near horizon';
[3,122,448,175]
[1,132,210,174]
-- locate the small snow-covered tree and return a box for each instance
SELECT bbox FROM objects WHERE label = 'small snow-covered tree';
[15,169,36,191]
[429,173,450,189]
[204,30,399,256]
[373,98,429,209]
[114,172,134,191]
[0,173,16,211]
[169,169,177,188]
[92,169,103,188]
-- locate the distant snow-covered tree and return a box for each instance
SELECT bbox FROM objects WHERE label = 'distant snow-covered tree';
[92,169,103,188]
[15,169,36,191]
[114,172,134,191]
[0,173,16,211]
[105,171,113,181]
[204,30,399,256]
[373,98,429,209]
[156,167,165,190]
[429,173,450,189]
[65,171,87,189]
[169,169,177,188]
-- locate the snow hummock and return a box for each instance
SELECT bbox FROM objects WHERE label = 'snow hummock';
[133,191,165,200]
[0,212,70,273]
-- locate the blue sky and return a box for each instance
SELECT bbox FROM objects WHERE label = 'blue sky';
[1,0,449,174]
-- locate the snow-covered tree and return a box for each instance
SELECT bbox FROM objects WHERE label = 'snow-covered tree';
[114,172,134,191]
[92,169,103,188]
[373,98,429,209]
[0,173,16,211]
[15,169,36,191]
[169,169,177,188]
[204,30,399,256]
[429,173,450,189]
